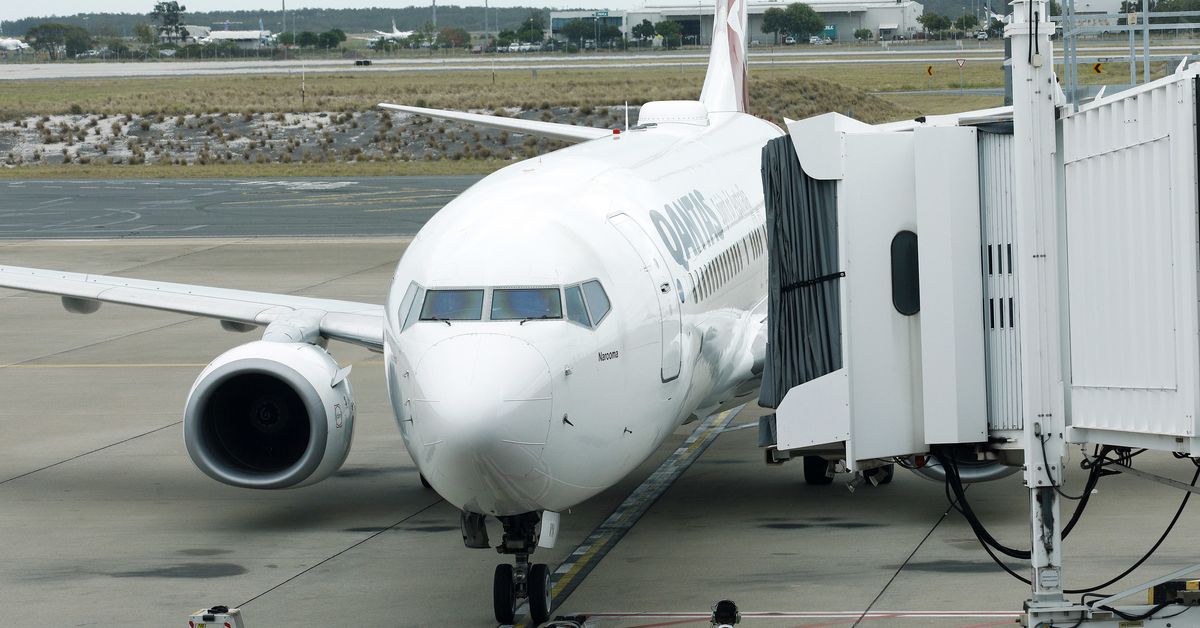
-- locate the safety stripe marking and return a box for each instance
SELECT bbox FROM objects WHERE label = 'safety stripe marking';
[513,406,742,627]
[579,611,1021,618]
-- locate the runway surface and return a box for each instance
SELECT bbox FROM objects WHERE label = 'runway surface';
[0,177,480,239]
[2,184,1200,626]
[3,44,1196,80]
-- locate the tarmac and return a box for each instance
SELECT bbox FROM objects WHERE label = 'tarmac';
[0,177,480,239]
[2,186,1200,627]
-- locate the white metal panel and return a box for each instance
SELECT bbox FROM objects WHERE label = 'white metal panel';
[1063,71,1200,448]
[978,132,1025,432]
[609,213,683,382]
[841,132,926,461]
[774,369,850,450]
[914,126,989,444]
[785,112,876,181]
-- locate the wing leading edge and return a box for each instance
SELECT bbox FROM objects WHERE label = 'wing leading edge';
[0,265,385,351]
[379,103,613,144]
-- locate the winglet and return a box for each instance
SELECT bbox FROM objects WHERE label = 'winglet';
[378,103,612,144]
[699,0,749,113]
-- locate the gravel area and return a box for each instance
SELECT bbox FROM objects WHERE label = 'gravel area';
[0,105,636,167]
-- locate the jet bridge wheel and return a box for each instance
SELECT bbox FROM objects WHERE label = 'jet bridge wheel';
[865,464,895,485]
[803,456,834,485]
[493,564,517,624]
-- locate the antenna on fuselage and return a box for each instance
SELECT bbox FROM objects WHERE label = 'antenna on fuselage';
[624,100,629,131]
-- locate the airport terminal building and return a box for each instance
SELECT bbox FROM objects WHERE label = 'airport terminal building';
[550,0,924,44]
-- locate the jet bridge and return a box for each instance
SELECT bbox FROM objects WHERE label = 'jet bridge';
[758,110,1016,471]
[760,1,1200,622]
[759,78,1200,468]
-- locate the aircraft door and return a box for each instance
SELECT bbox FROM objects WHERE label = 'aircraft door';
[609,213,682,382]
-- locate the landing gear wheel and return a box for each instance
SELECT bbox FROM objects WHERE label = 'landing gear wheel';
[803,456,834,485]
[419,473,432,489]
[493,564,516,624]
[528,563,551,625]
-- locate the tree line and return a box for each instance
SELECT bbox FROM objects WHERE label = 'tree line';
[1,4,553,38]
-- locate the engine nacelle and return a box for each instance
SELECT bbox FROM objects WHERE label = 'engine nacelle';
[184,340,355,489]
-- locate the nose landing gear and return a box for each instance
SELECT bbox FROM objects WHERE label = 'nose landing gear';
[488,512,552,625]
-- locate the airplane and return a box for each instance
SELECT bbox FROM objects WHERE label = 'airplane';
[0,0,778,623]
[353,18,414,44]
[0,37,29,52]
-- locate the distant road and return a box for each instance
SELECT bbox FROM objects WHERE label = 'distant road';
[4,45,1194,80]
[0,176,481,239]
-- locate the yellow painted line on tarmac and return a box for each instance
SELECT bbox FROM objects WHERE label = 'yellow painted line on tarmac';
[512,406,741,628]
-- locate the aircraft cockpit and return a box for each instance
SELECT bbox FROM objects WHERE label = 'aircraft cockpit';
[397,281,611,331]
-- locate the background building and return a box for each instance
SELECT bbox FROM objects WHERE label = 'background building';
[550,0,924,44]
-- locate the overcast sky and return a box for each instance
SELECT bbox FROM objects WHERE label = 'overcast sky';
[0,1,643,23]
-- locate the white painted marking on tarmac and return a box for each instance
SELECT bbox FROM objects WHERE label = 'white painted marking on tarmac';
[38,197,71,206]
[238,180,357,191]
[721,421,758,433]
[179,224,208,231]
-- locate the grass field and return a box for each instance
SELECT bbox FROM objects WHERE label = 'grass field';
[0,64,1000,122]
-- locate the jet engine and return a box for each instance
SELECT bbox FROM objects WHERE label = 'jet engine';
[183,340,355,489]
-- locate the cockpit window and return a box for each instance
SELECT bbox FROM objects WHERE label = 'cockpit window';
[420,289,484,321]
[564,285,590,326]
[399,282,423,332]
[581,280,611,324]
[491,288,563,321]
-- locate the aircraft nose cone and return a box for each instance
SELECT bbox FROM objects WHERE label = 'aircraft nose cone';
[411,333,553,514]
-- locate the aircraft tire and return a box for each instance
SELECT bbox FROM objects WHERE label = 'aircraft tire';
[493,564,516,624]
[528,563,552,624]
[803,456,834,485]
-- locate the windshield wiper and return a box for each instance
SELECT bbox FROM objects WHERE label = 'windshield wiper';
[429,316,452,326]
[519,315,556,325]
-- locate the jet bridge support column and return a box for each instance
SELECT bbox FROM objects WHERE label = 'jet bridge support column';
[1006,0,1068,613]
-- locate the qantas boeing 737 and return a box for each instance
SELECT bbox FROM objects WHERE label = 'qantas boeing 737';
[0,0,778,622]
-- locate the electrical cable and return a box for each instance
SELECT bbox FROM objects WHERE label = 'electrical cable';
[1063,465,1200,594]
[1156,604,1196,620]
[1097,600,1178,621]
[938,448,1032,560]
[1040,435,1086,500]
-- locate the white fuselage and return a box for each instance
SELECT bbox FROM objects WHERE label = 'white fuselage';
[382,111,782,516]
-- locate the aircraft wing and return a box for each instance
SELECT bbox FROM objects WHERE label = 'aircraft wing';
[0,265,385,351]
[379,103,613,144]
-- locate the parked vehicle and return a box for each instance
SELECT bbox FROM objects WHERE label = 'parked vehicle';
[783,35,796,44]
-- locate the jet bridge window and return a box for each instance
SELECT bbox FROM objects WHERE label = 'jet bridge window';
[420,289,485,321]
[491,288,563,321]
